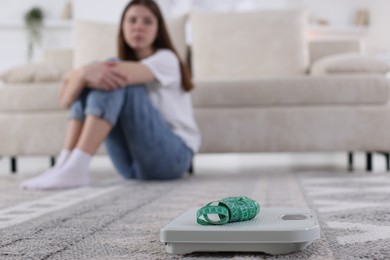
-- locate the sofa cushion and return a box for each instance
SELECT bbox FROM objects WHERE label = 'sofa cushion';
[309,40,362,64]
[73,15,187,68]
[0,63,64,83]
[73,20,118,68]
[0,82,63,112]
[43,48,74,73]
[191,9,309,80]
[192,76,390,107]
[310,53,390,75]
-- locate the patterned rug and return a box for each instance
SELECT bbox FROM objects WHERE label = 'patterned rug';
[0,167,389,259]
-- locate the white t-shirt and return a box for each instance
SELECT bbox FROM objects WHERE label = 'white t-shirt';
[141,49,201,153]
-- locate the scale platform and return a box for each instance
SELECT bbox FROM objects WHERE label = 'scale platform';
[160,207,320,255]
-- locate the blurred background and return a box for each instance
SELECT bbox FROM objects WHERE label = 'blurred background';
[1,0,390,175]
[0,0,389,73]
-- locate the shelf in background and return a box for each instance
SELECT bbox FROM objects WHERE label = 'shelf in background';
[307,25,369,40]
[0,19,72,29]
[308,25,369,33]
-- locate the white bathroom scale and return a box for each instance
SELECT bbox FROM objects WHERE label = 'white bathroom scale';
[160,207,320,255]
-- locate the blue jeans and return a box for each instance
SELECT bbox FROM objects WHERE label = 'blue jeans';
[69,85,193,180]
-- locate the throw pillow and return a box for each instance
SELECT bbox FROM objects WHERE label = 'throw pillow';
[73,20,118,69]
[0,63,63,83]
[191,9,309,80]
[310,53,390,75]
[73,15,187,68]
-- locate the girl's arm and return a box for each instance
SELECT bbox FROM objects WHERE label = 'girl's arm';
[81,62,129,90]
[60,65,129,108]
[108,61,156,85]
[59,70,86,108]
[59,61,154,108]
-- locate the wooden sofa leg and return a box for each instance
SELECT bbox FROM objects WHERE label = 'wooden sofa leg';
[385,153,390,172]
[50,156,56,167]
[188,161,194,175]
[366,152,390,172]
[366,152,373,172]
[11,157,17,174]
[348,152,354,172]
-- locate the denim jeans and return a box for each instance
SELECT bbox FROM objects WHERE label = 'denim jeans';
[69,85,193,180]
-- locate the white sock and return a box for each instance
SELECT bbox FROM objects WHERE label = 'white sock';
[55,149,71,168]
[20,149,72,189]
[22,149,92,190]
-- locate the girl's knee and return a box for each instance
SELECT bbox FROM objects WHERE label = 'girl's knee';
[87,89,111,101]
[86,88,125,107]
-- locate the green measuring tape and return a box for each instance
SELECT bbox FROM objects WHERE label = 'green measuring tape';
[196,196,260,225]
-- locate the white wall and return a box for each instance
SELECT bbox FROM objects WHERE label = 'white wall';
[73,0,128,23]
[0,0,68,21]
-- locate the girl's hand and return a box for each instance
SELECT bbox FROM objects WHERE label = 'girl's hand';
[81,62,129,90]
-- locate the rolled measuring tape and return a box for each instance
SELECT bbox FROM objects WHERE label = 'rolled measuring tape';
[196,196,260,225]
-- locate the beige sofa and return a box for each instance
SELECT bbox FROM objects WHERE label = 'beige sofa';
[1,9,390,172]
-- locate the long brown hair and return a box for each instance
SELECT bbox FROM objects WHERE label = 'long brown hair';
[118,0,193,91]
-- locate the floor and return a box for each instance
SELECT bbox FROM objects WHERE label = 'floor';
[1,152,389,259]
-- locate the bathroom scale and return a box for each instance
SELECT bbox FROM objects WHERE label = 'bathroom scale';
[160,207,320,255]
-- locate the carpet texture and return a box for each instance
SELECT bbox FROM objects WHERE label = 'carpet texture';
[0,168,389,259]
